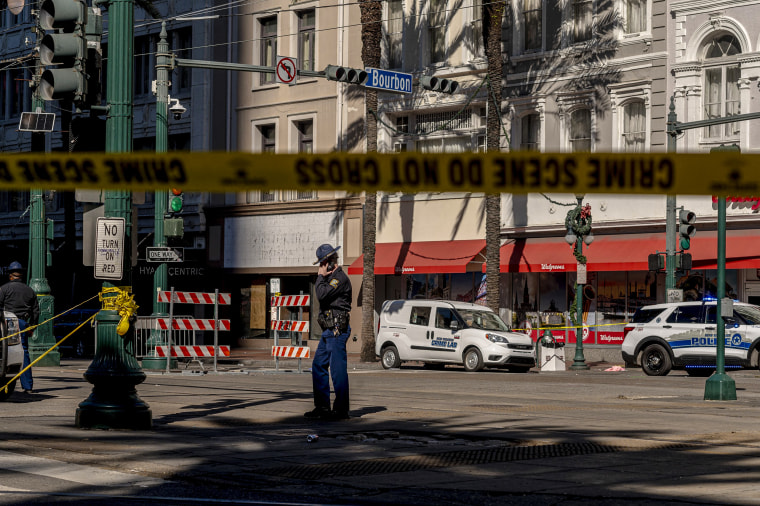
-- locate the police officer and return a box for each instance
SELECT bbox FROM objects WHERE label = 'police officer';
[0,262,39,394]
[305,244,352,421]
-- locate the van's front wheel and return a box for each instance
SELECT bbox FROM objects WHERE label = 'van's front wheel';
[381,345,401,369]
[463,347,484,372]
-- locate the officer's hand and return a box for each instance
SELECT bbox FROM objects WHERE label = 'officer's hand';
[318,263,329,277]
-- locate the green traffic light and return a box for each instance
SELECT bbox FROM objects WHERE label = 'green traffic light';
[170,196,183,213]
[680,237,690,250]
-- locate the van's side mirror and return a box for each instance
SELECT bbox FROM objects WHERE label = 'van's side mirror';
[450,320,459,331]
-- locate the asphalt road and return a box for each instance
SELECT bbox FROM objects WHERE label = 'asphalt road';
[1,360,760,505]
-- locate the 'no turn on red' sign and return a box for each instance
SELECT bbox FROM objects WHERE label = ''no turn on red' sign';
[276,56,297,85]
[95,217,125,280]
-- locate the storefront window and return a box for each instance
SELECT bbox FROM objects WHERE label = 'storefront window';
[702,270,738,300]
[627,271,657,315]
[539,272,567,328]
[450,273,476,302]
[512,273,539,332]
[676,270,737,301]
[407,274,428,299]
[596,272,626,322]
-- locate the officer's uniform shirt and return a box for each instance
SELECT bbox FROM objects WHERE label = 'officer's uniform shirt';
[316,266,352,313]
[0,279,39,325]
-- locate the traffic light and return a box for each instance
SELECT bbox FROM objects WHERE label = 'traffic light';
[38,0,102,106]
[324,65,369,85]
[678,209,696,250]
[168,188,184,215]
[420,75,460,94]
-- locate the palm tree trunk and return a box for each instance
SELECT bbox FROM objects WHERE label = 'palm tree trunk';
[359,0,381,361]
[483,0,505,314]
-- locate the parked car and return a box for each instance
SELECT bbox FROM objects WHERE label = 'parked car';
[622,301,760,376]
[0,312,23,401]
[375,299,536,372]
[54,309,99,358]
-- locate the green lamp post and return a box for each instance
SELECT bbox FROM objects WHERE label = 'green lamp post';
[565,195,593,370]
[75,0,152,429]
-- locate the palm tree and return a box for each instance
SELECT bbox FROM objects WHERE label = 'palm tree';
[359,0,381,361]
[482,0,505,314]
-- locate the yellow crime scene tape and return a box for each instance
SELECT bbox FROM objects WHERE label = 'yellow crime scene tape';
[512,321,629,333]
[0,287,139,394]
[0,294,100,395]
[0,150,755,195]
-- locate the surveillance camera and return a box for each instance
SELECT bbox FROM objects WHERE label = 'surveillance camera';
[169,101,186,120]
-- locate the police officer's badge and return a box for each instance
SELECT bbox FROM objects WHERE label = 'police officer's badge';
[329,279,340,288]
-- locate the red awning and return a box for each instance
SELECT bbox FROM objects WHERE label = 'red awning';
[489,231,760,273]
[347,240,486,275]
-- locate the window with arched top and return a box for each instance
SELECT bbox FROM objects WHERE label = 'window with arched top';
[622,101,646,152]
[702,34,741,140]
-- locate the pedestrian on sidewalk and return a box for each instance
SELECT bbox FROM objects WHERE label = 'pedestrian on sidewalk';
[305,244,352,421]
[0,262,39,394]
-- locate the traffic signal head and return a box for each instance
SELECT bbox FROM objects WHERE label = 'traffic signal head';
[324,65,368,85]
[169,188,184,214]
[38,0,102,106]
[678,209,696,250]
[39,0,85,31]
[420,75,460,94]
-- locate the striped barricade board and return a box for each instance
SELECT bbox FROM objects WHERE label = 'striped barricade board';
[157,318,231,331]
[271,320,309,332]
[156,345,231,358]
[158,291,231,305]
[271,295,310,307]
[272,346,310,359]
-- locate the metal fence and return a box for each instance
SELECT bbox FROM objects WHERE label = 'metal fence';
[132,315,198,358]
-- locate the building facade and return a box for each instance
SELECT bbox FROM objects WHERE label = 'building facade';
[0,0,233,336]
[209,0,366,351]
[345,0,760,362]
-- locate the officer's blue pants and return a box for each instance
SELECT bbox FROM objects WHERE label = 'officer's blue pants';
[311,326,350,413]
[18,318,32,391]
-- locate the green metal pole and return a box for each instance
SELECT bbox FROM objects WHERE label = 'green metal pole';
[704,198,737,400]
[666,97,678,291]
[143,22,172,370]
[76,0,151,429]
[28,190,58,366]
[570,196,588,370]
[28,0,58,366]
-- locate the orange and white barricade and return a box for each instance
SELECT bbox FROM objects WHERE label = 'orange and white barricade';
[157,288,231,372]
[271,294,310,372]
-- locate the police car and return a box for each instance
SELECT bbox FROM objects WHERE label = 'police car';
[0,312,23,401]
[375,300,536,372]
[621,301,760,376]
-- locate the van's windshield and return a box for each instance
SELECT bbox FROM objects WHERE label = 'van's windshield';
[456,308,511,331]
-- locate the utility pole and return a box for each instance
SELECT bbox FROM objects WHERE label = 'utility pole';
[29,1,58,366]
[76,0,152,429]
[142,22,171,371]
[665,100,677,292]
[665,95,760,400]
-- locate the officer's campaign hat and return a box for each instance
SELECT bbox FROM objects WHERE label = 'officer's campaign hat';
[8,261,23,273]
[314,244,341,265]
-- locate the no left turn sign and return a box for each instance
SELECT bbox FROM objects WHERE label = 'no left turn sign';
[276,56,297,85]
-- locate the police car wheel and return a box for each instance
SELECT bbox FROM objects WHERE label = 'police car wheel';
[641,343,672,376]
[0,378,16,401]
[381,345,401,369]
[463,347,484,372]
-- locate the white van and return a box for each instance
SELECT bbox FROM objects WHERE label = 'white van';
[375,300,536,372]
[0,312,23,401]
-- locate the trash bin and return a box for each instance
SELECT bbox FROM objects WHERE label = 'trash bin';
[538,330,566,372]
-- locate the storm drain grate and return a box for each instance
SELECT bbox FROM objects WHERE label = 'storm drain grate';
[261,441,690,480]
